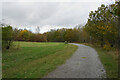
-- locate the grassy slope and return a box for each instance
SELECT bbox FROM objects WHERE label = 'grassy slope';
[83,43,118,78]
[3,42,78,78]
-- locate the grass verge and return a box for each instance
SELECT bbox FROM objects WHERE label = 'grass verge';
[2,42,78,78]
[82,43,118,78]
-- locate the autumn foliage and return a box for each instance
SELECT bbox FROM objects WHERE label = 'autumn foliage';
[2,2,119,50]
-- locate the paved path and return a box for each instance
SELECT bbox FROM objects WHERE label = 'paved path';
[45,43,106,78]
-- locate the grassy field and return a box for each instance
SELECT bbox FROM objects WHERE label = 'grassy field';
[83,43,118,78]
[2,42,78,78]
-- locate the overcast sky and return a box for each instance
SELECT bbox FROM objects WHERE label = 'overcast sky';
[1,0,114,33]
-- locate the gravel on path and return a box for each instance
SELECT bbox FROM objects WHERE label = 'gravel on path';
[45,43,106,78]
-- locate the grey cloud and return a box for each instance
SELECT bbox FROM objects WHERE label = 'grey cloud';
[2,1,104,33]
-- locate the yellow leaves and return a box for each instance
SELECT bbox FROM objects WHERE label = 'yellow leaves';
[96,25,113,34]
[103,42,111,51]
[20,30,28,33]
[19,30,29,36]
[97,26,108,30]
[17,30,30,40]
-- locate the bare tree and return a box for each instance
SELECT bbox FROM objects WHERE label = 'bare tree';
[36,26,40,33]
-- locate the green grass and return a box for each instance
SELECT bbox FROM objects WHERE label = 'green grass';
[0,28,1,79]
[2,41,78,78]
[83,43,118,78]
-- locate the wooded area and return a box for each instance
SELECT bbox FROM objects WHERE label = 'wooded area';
[1,1,120,51]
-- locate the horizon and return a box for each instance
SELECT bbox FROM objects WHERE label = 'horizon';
[1,0,115,33]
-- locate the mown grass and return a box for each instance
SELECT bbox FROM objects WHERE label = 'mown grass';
[2,42,78,78]
[82,43,118,78]
[0,50,1,80]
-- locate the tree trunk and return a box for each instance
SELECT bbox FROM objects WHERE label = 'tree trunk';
[101,36,104,47]
[117,1,120,78]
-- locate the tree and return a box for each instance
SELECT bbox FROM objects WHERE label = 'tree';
[117,1,120,50]
[108,1,120,47]
[85,4,117,47]
[17,29,31,41]
[13,28,20,41]
[36,26,40,33]
[66,29,75,42]
[2,25,13,49]
[0,27,2,50]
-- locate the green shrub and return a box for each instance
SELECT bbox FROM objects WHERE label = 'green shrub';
[103,42,111,51]
[64,41,68,44]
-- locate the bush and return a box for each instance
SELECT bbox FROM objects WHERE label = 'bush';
[64,41,68,44]
[103,42,111,51]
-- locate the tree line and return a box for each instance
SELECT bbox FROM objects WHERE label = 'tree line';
[2,1,120,50]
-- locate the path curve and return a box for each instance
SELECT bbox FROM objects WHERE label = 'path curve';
[45,43,106,78]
